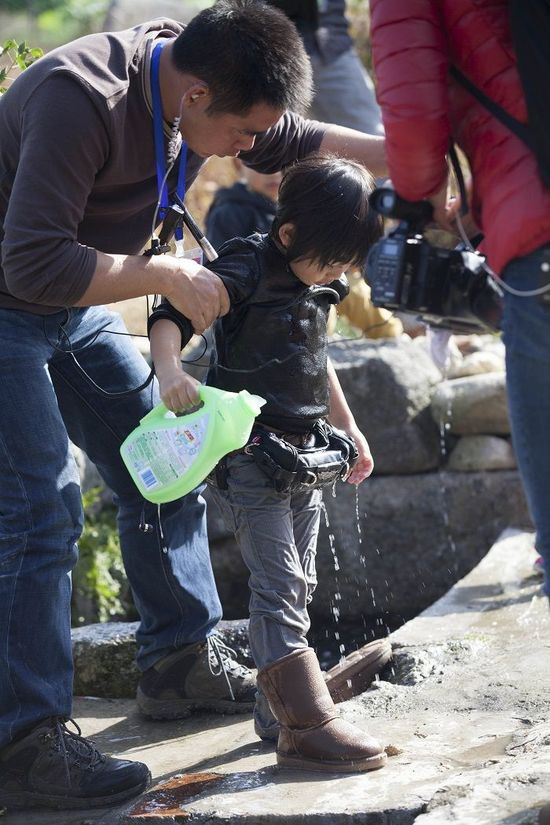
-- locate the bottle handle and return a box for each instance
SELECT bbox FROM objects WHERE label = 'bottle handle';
[139,385,221,426]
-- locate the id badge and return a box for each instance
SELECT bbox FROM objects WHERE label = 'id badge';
[175,238,203,266]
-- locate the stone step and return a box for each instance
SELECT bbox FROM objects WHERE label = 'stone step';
[71,619,253,699]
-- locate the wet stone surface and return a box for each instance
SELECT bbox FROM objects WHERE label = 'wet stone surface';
[7,529,550,825]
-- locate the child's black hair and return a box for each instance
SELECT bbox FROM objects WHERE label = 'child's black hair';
[271,155,383,268]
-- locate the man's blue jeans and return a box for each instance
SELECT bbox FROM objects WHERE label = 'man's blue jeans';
[502,243,550,597]
[0,306,222,747]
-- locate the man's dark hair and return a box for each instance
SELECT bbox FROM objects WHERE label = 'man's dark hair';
[171,0,313,115]
[272,156,383,268]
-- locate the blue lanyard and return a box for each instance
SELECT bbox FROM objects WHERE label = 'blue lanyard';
[151,41,187,240]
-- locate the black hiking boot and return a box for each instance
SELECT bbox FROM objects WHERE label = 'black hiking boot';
[137,633,256,719]
[0,717,151,811]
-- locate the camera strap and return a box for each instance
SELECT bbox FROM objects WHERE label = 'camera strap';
[151,41,187,241]
[450,66,535,156]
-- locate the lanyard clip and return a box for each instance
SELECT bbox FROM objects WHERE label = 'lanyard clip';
[144,204,185,256]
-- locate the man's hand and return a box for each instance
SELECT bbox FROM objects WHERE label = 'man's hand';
[428,177,481,239]
[165,258,230,333]
[428,180,452,231]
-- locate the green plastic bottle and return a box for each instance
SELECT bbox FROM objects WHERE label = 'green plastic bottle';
[120,385,266,504]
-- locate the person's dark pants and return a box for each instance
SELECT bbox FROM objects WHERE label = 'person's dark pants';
[0,306,222,748]
[502,243,550,597]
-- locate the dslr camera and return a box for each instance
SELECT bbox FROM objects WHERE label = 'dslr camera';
[366,188,503,334]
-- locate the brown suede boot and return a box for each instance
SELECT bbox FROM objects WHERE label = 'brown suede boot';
[257,648,387,773]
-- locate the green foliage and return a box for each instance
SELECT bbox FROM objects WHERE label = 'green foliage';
[1,0,109,51]
[71,486,135,627]
[37,0,108,42]
[2,0,62,13]
[0,38,43,93]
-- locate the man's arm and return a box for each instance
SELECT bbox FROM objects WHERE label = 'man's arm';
[76,251,229,333]
[239,110,387,178]
[1,76,107,307]
[319,126,386,178]
[369,0,450,200]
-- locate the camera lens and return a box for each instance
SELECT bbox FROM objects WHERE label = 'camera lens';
[380,191,397,211]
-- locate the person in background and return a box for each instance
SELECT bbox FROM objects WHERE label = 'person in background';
[369,1,550,596]
[264,0,383,135]
[258,1,401,340]
[205,160,281,250]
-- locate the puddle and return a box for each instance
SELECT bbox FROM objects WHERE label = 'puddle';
[129,772,223,817]
[128,769,276,819]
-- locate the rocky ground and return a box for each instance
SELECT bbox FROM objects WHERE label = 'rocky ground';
[6,528,549,825]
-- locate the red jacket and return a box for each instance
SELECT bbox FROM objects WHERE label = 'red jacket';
[370,0,550,274]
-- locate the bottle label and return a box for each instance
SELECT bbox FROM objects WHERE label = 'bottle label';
[125,415,209,491]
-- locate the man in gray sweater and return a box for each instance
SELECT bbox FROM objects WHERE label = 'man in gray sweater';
[0,0,385,811]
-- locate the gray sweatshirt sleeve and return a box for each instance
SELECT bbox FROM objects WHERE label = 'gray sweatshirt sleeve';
[238,111,326,174]
[1,75,109,306]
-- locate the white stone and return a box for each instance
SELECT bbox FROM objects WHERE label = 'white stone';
[431,372,510,434]
[448,349,505,378]
[447,435,516,471]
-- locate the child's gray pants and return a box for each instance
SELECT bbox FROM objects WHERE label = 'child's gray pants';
[208,452,322,731]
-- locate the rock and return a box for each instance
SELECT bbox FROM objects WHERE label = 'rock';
[414,330,464,376]
[447,350,505,378]
[448,435,516,472]
[71,619,253,699]
[207,470,531,624]
[431,373,510,435]
[330,337,442,474]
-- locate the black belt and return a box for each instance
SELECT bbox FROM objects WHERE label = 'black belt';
[210,420,358,494]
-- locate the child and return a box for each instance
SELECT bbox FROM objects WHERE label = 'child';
[205,160,281,250]
[148,156,386,773]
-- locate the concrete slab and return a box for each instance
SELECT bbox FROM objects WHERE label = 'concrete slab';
[3,529,549,825]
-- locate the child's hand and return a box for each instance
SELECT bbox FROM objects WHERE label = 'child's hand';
[343,425,374,485]
[158,369,201,412]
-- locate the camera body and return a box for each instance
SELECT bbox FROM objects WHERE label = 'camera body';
[367,189,503,334]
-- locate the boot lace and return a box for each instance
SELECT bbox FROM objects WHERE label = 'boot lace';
[206,633,252,702]
[44,717,105,788]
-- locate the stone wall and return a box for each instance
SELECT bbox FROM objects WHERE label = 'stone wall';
[206,335,531,623]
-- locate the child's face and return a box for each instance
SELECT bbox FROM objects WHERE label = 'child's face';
[290,257,351,286]
[242,167,282,202]
[278,222,351,285]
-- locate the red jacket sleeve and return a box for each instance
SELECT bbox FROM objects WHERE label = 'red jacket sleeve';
[370,0,450,201]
